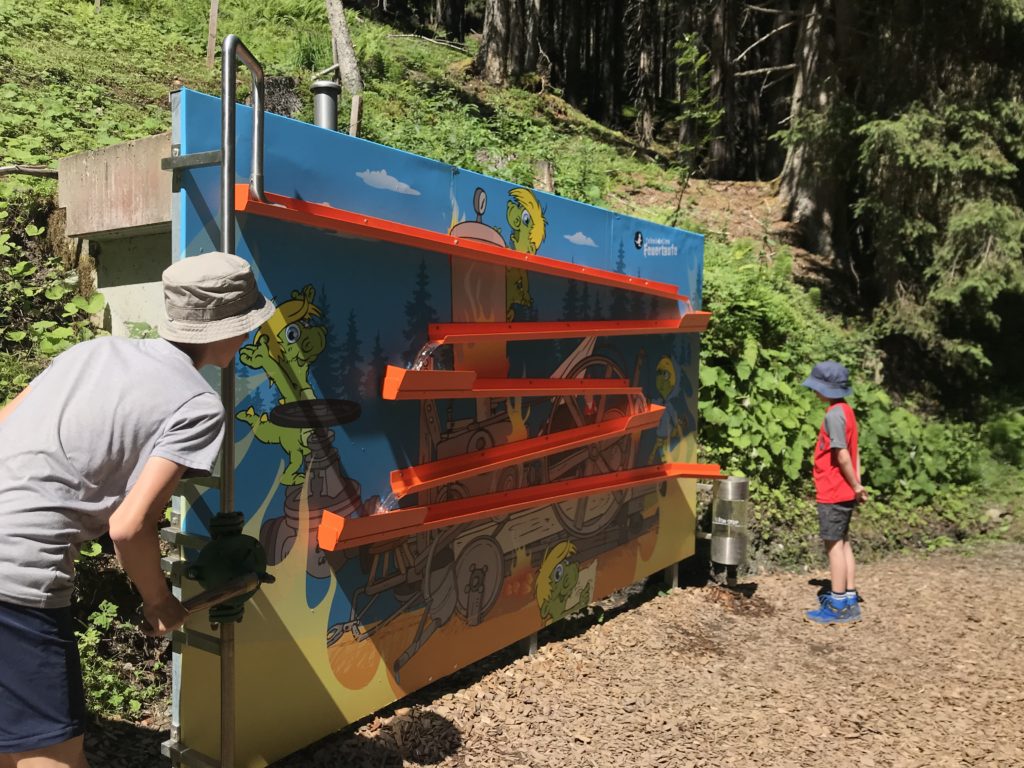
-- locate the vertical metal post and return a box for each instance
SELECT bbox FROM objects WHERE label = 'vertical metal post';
[662,562,679,590]
[519,632,538,656]
[217,35,266,768]
[220,622,236,768]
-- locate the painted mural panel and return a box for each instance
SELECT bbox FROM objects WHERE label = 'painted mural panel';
[172,89,705,766]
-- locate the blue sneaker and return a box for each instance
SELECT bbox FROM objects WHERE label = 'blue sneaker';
[805,597,858,624]
[817,590,862,607]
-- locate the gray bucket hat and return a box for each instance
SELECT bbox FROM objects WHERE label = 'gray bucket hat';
[801,360,853,399]
[158,252,275,343]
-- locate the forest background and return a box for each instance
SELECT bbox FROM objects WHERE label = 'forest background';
[0,0,1022,721]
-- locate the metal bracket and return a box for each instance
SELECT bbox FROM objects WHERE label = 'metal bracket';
[161,148,223,171]
[160,526,212,551]
[172,628,222,656]
[161,555,188,580]
[161,740,220,768]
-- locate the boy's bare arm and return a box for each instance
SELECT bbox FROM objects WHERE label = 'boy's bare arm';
[0,386,30,425]
[108,456,188,635]
[834,447,868,502]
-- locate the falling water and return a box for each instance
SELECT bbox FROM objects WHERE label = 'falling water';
[411,341,441,371]
[374,491,399,515]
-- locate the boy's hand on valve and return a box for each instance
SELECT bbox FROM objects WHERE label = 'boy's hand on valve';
[141,594,188,636]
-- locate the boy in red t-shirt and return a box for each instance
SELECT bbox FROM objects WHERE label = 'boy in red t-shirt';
[802,361,868,624]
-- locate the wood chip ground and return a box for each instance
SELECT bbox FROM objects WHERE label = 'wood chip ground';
[86,541,1024,767]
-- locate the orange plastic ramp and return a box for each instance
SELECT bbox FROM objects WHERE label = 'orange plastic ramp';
[382,365,642,401]
[318,505,429,553]
[319,461,725,552]
[389,404,666,498]
[235,185,688,303]
[428,313,712,344]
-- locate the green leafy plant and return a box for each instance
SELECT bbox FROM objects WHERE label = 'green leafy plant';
[0,204,106,401]
[698,238,991,565]
[982,408,1024,468]
[76,600,165,719]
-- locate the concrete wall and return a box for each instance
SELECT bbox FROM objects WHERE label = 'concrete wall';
[57,133,172,336]
[95,232,171,337]
[57,133,171,240]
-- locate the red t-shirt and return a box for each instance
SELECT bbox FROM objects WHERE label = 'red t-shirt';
[813,402,859,503]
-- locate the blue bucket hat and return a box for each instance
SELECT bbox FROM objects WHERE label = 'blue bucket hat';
[802,360,852,399]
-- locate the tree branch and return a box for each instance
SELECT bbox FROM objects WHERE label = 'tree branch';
[733,20,796,64]
[745,3,803,16]
[735,63,797,78]
[314,63,341,78]
[386,34,467,52]
[0,164,58,179]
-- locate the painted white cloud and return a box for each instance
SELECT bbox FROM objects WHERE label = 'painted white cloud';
[565,231,598,247]
[355,169,421,196]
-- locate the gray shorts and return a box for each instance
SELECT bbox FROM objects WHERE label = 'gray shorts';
[817,501,856,541]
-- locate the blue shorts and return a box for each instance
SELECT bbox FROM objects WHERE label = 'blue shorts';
[0,600,86,753]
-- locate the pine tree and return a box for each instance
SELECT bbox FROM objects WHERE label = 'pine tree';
[609,241,630,320]
[315,283,345,400]
[629,271,646,320]
[339,310,363,401]
[403,259,440,364]
[579,281,591,321]
[561,279,580,321]
[360,331,388,399]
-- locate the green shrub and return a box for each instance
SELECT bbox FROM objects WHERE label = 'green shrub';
[698,238,994,565]
[982,408,1024,467]
[0,196,105,402]
[76,600,165,720]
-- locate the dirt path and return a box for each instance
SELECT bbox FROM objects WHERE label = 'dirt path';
[87,541,1024,767]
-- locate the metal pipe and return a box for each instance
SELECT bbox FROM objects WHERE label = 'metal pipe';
[311,80,341,131]
[220,33,266,255]
[220,621,236,768]
[217,35,265,768]
[219,34,266,529]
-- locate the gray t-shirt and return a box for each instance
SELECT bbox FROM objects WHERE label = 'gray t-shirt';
[824,406,848,449]
[0,337,224,608]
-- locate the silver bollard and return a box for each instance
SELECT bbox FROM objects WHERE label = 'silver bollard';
[311,80,341,131]
[710,476,750,568]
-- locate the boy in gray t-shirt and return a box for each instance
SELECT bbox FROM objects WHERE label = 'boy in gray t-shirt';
[0,252,274,766]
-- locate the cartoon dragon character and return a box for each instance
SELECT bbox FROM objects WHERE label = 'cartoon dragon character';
[236,285,327,485]
[505,188,546,321]
[536,541,591,625]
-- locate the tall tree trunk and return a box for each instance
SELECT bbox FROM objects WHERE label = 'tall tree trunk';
[630,0,658,145]
[707,0,735,177]
[326,0,364,135]
[477,0,511,84]
[778,0,850,262]
[432,0,466,40]
[206,0,220,69]
[476,0,540,85]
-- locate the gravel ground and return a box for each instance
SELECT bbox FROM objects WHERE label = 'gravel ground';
[87,540,1024,767]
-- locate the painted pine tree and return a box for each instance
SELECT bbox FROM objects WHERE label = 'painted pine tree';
[403,258,440,364]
